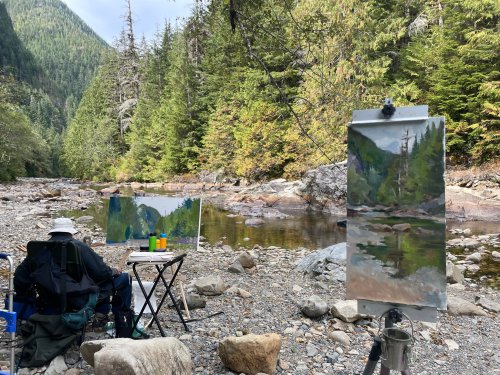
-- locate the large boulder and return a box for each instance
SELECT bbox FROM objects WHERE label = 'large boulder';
[80,338,191,375]
[447,296,487,316]
[218,333,282,375]
[296,162,347,214]
[295,243,346,275]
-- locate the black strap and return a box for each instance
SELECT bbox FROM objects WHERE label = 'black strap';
[60,242,67,313]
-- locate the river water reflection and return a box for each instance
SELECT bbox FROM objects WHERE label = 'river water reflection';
[60,199,346,250]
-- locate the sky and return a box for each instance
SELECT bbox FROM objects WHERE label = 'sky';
[354,121,429,154]
[61,0,195,45]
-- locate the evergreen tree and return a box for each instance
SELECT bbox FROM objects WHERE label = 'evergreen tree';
[62,53,122,180]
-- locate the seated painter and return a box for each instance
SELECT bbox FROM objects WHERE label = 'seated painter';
[14,217,132,326]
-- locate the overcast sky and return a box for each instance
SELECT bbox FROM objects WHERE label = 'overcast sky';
[61,0,194,45]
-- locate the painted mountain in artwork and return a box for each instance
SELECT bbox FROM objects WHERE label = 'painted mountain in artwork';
[347,119,445,210]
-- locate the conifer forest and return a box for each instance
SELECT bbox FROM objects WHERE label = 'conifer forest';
[0,0,498,182]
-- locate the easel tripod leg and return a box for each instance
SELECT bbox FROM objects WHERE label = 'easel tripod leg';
[363,337,381,375]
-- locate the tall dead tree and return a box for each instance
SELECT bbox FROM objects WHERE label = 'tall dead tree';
[117,0,140,136]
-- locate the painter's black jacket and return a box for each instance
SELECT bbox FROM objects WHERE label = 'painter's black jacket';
[14,233,115,307]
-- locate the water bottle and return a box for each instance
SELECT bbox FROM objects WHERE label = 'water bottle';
[148,233,157,252]
[160,233,167,249]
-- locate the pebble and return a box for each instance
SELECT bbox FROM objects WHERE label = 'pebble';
[0,179,498,375]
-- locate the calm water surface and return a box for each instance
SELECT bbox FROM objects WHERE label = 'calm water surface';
[60,199,346,250]
[59,197,498,286]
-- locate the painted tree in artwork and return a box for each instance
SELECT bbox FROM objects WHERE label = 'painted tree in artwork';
[377,120,445,207]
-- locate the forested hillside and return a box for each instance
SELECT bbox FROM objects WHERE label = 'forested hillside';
[0,2,52,180]
[64,0,499,183]
[0,0,109,180]
[3,0,109,110]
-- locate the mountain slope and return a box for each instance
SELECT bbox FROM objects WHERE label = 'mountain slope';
[0,2,45,86]
[3,0,110,105]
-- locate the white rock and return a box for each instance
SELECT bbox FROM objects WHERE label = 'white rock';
[81,338,191,375]
[327,331,350,346]
[444,339,459,351]
[465,252,482,263]
[45,355,67,375]
[420,330,432,342]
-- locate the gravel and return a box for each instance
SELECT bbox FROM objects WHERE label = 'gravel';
[0,178,498,375]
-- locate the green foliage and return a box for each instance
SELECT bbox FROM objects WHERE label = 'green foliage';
[62,54,123,181]
[156,30,205,176]
[0,0,107,179]
[390,0,500,165]
[117,25,174,182]
[3,0,109,104]
[62,0,499,181]
[0,102,50,180]
[0,2,45,86]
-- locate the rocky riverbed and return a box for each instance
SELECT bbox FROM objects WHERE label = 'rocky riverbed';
[0,176,498,375]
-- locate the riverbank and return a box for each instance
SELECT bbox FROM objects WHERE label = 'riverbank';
[0,177,498,375]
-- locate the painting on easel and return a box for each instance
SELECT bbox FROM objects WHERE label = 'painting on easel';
[106,196,202,249]
[346,108,446,310]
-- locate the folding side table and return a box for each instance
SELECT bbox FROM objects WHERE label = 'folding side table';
[127,252,188,336]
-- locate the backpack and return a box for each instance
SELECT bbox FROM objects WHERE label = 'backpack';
[27,241,99,326]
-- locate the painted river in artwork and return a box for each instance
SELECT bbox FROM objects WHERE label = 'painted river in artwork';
[346,215,447,308]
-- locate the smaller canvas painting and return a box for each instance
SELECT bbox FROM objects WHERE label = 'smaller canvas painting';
[106,196,202,249]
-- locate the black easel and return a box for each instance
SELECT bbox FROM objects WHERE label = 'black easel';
[362,308,411,375]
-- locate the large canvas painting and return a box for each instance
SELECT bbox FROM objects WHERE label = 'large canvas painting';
[346,113,446,310]
[106,196,202,249]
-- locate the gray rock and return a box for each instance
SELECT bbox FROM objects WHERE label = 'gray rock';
[222,244,233,252]
[238,251,257,268]
[45,355,67,375]
[194,275,226,296]
[81,337,191,375]
[462,238,481,248]
[306,343,318,357]
[330,300,362,323]
[295,243,346,275]
[245,218,265,226]
[466,252,482,263]
[326,352,340,363]
[475,296,500,313]
[301,295,329,318]
[447,296,488,316]
[491,251,500,260]
[327,331,350,346]
[76,215,94,223]
[446,260,464,284]
[296,162,347,213]
[228,261,245,274]
[444,339,459,351]
[179,293,207,310]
